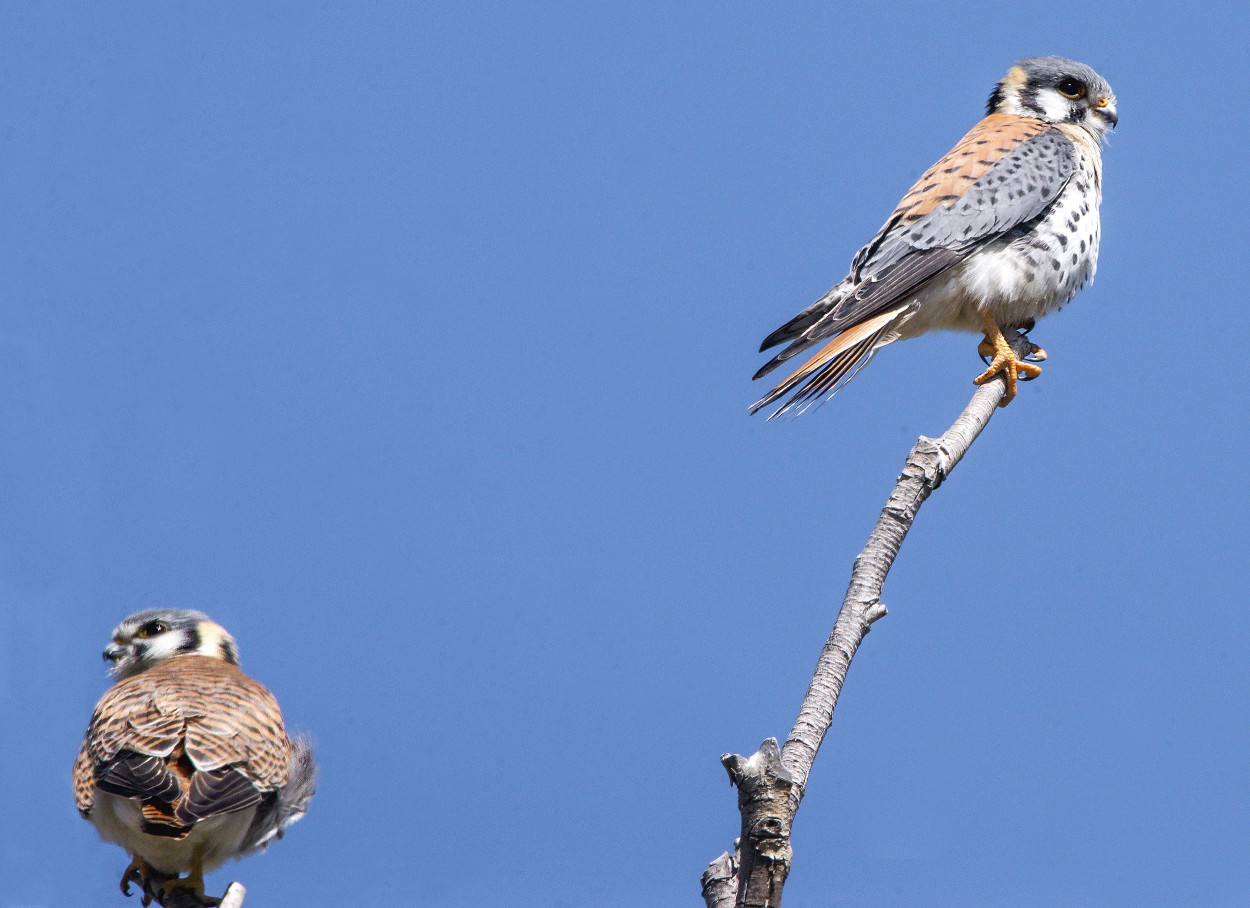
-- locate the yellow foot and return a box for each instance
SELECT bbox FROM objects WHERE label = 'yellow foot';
[120,856,153,898]
[162,872,221,906]
[973,312,1043,407]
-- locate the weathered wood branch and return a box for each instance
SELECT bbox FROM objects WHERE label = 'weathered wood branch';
[703,331,1037,906]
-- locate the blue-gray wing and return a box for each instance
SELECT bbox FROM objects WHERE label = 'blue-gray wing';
[756,125,1079,381]
[852,127,1079,280]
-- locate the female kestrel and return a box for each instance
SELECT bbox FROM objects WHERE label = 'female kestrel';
[74,609,315,905]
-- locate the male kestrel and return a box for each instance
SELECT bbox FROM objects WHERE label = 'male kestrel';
[751,56,1116,417]
[74,609,316,905]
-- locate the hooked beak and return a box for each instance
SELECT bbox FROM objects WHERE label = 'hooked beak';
[1093,96,1118,127]
[103,643,127,664]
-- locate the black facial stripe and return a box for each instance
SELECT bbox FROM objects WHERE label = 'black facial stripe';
[986,83,1006,115]
[220,638,239,665]
[1019,85,1043,116]
[1064,105,1086,123]
[177,626,201,654]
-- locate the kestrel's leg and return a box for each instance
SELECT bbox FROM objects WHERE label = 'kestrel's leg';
[977,334,1047,364]
[162,850,221,906]
[1004,318,1047,362]
[973,310,1043,406]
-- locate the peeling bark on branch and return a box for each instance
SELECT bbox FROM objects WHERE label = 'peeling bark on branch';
[704,331,1035,906]
[700,852,738,908]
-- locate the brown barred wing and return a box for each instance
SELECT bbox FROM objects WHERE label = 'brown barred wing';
[74,655,292,831]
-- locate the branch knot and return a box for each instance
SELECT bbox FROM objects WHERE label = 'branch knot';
[911,435,953,489]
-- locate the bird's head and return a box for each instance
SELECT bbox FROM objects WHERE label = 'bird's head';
[103,608,239,680]
[988,56,1117,142]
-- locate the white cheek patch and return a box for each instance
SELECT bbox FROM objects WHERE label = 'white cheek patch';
[1035,89,1075,122]
[143,635,186,663]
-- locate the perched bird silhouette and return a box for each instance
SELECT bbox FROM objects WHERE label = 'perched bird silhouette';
[752,56,1116,417]
[74,609,316,905]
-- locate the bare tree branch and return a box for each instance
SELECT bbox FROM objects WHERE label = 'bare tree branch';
[704,331,1037,906]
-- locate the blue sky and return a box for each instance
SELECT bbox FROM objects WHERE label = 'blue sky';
[2,3,1248,906]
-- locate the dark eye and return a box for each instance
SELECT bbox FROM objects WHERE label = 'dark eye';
[1056,78,1087,99]
[136,621,168,639]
